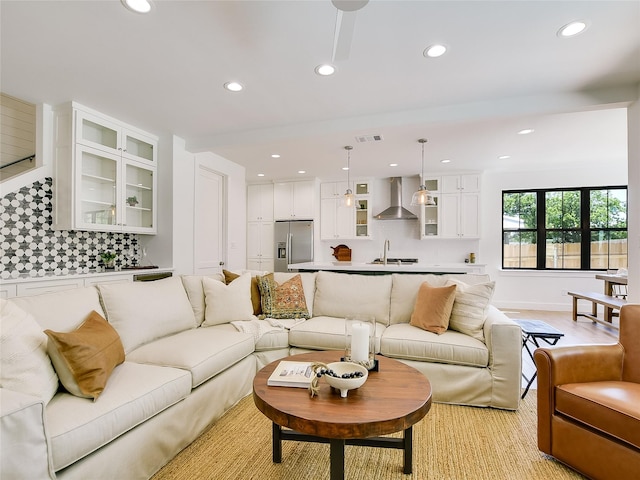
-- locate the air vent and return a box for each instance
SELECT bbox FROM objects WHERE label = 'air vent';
[355,134,384,143]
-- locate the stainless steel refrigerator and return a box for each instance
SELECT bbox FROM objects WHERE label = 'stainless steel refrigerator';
[274,220,314,272]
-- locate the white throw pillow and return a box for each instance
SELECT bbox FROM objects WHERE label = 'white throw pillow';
[180,274,225,326]
[99,276,197,353]
[0,299,59,404]
[446,279,496,341]
[202,274,254,326]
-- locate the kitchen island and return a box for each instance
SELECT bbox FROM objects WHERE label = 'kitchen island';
[287,262,485,275]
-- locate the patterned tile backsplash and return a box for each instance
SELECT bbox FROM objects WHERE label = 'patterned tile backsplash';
[0,177,139,280]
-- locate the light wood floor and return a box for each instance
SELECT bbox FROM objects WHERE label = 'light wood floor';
[501,309,619,392]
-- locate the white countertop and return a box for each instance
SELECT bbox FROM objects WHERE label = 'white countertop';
[288,262,485,274]
[1,267,174,284]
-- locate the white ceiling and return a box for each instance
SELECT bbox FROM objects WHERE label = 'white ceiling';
[1,0,639,182]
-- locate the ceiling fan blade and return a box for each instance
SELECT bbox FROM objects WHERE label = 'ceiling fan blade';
[332,10,357,62]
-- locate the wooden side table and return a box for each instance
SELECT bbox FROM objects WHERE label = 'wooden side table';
[253,351,432,480]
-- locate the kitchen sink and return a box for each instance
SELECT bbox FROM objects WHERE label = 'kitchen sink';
[369,258,418,265]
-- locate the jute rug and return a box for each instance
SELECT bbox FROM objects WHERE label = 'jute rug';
[152,392,584,480]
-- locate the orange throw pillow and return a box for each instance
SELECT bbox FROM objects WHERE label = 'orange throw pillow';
[44,310,125,401]
[410,282,457,334]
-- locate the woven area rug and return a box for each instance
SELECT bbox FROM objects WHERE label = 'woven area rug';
[152,392,584,480]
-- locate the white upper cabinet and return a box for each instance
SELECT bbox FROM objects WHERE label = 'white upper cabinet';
[247,183,274,221]
[52,102,158,234]
[441,174,480,193]
[273,181,315,220]
[75,109,157,165]
[320,180,372,240]
[422,173,480,239]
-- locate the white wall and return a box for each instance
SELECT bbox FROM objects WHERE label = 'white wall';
[169,136,247,275]
[626,84,640,303]
[480,164,628,311]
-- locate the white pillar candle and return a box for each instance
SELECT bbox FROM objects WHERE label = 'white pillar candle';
[350,322,370,363]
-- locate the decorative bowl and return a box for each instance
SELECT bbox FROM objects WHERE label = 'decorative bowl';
[323,361,368,398]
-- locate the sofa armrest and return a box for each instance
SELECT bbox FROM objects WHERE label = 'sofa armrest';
[482,306,523,409]
[0,388,55,479]
[533,343,624,453]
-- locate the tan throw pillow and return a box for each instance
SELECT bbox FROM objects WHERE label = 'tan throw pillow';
[257,273,310,319]
[44,311,125,401]
[409,282,457,334]
[446,279,496,341]
[0,299,59,404]
[223,269,262,315]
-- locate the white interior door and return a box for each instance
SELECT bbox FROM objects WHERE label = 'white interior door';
[194,165,224,274]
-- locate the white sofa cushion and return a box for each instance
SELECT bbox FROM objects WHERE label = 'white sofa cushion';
[99,277,197,353]
[202,274,254,325]
[126,327,255,388]
[46,361,191,471]
[380,323,489,367]
[288,316,386,352]
[0,389,55,480]
[0,299,59,405]
[180,274,225,326]
[9,286,104,332]
[312,271,392,325]
[389,273,491,325]
[216,323,290,352]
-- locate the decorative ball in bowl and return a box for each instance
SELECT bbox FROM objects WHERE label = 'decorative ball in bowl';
[322,361,368,398]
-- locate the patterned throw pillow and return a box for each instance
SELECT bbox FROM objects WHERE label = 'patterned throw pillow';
[257,273,310,319]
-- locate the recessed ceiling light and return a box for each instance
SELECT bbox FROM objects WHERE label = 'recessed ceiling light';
[558,21,587,37]
[257,173,265,177]
[423,44,447,58]
[389,163,398,167]
[315,64,336,76]
[224,81,244,92]
[498,155,511,160]
[298,170,306,174]
[518,128,534,135]
[342,167,349,171]
[271,154,280,158]
[440,159,451,164]
[121,0,152,13]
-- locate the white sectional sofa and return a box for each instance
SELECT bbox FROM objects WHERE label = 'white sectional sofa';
[0,271,522,480]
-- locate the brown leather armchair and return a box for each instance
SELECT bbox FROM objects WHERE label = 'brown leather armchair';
[534,304,640,480]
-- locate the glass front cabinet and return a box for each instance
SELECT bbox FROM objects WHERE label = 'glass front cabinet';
[320,180,372,240]
[419,174,480,239]
[53,102,157,234]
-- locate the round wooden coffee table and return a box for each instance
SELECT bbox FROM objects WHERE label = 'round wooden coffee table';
[253,351,432,480]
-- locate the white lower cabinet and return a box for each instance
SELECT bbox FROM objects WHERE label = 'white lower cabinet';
[16,278,84,297]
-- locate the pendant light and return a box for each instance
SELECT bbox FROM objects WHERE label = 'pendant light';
[343,145,355,207]
[411,138,436,206]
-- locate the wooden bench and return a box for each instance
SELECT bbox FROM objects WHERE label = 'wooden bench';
[568,291,627,329]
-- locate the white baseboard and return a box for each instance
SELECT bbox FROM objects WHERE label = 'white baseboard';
[492,300,571,312]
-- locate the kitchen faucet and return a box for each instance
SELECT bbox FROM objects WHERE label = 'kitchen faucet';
[383,239,390,265]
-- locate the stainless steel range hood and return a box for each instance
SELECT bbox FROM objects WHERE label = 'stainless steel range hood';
[374,177,418,220]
